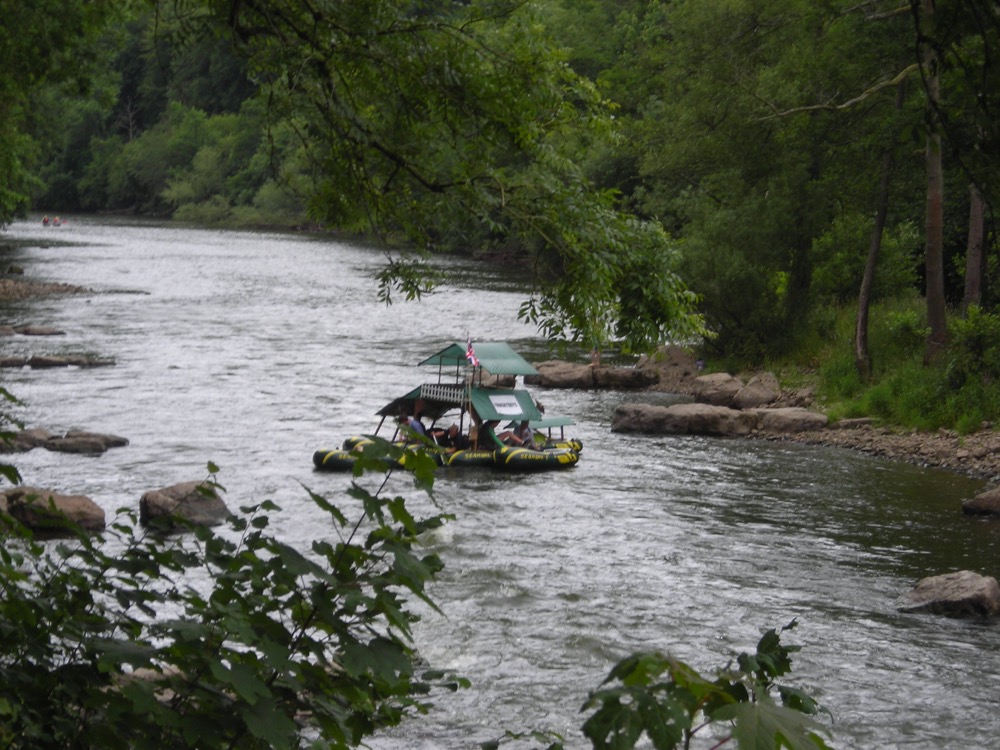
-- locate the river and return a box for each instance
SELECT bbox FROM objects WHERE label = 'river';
[2,216,999,749]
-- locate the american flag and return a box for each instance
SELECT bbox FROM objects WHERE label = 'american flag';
[466,337,479,367]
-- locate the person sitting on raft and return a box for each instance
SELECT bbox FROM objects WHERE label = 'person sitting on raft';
[475,420,503,450]
[498,420,536,449]
[432,423,471,451]
[397,412,426,441]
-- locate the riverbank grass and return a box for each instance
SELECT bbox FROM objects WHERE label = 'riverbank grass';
[763,296,1000,435]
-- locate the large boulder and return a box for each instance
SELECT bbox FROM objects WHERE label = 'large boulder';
[45,430,130,455]
[962,487,1000,517]
[612,402,758,436]
[0,427,56,453]
[0,428,128,454]
[140,481,231,530]
[733,372,780,409]
[637,345,700,394]
[751,407,828,433]
[897,570,1000,617]
[1,486,106,535]
[528,360,596,389]
[528,360,661,390]
[592,366,659,389]
[692,373,744,407]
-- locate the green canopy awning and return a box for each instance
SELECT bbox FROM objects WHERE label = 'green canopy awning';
[504,415,575,429]
[419,342,539,376]
[376,385,542,423]
[376,385,463,422]
[468,387,543,422]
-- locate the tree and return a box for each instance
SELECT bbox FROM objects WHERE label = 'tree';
[0,0,124,225]
[962,183,988,310]
[602,0,919,363]
[907,0,1000,318]
[151,0,703,353]
[856,80,910,380]
[917,0,951,361]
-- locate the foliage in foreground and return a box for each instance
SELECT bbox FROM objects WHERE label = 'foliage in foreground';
[578,620,830,750]
[485,621,830,750]
[0,455,460,749]
[0,446,830,749]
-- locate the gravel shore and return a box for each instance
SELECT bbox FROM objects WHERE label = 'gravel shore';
[753,424,1000,483]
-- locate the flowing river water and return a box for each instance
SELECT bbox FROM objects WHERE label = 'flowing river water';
[2,217,1000,749]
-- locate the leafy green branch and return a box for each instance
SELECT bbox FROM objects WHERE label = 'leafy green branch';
[0,457,462,749]
[578,620,831,750]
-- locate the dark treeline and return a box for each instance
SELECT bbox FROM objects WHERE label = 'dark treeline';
[31,8,296,226]
[9,1,1000,426]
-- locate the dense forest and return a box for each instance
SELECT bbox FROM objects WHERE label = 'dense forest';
[4,0,1000,428]
[3,4,1000,749]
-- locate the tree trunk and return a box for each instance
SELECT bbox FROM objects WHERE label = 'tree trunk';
[923,0,949,361]
[856,81,906,380]
[856,156,892,381]
[962,182,987,313]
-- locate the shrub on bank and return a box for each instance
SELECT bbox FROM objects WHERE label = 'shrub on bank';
[785,299,1000,434]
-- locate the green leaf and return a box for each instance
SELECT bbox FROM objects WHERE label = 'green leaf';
[340,636,413,683]
[302,485,349,526]
[581,692,645,749]
[0,462,21,485]
[635,689,690,749]
[239,697,297,749]
[387,496,417,534]
[712,691,831,750]
[209,658,271,703]
[606,652,670,687]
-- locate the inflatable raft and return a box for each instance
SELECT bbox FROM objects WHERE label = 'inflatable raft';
[313,438,579,473]
[312,340,583,475]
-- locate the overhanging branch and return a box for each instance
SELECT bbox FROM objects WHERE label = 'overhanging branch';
[755,63,919,120]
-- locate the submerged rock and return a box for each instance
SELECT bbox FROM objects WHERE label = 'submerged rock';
[25,354,115,368]
[13,325,65,336]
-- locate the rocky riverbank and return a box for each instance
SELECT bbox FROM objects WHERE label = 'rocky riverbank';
[537,345,1000,484]
[644,348,1000,482]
